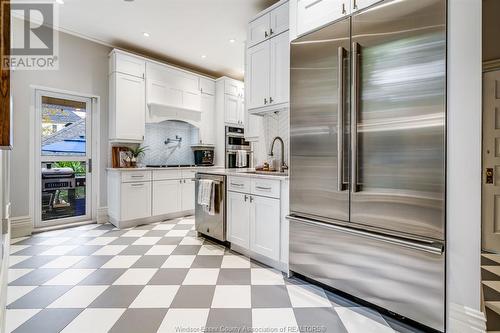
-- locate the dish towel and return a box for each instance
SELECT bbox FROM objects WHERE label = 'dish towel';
[236,150,247,168]
[197,179,215,215]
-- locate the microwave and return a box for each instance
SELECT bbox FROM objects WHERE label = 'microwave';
[225,126,250,150]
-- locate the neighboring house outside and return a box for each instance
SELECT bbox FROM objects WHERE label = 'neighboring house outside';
[41,106,86,155]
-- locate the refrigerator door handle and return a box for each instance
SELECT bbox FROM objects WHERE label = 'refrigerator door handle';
[337,46,346,192]
[351,42,361,193]
[286,215,444,256]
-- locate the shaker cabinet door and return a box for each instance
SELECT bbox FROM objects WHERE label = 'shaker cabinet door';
[225,94,240,125]
[181,179,196,211]
[114,73,145,141]
[247,41,271,110]
[122,182,151,220]
[248,13,271,48]
[270,2,290,37]
[152,180,180,216]
[250,195,280,261]
[270,31,290,106]
[228,191,251,249]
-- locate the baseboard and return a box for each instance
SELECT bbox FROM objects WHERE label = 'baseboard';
[10,216,33,238]
[448,303,487,333]
[97,207,108,224]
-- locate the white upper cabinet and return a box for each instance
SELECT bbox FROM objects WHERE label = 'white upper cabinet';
[146,61,201,112]
[271,2,290,37]
[351,0,381,12]
[297,0,350,36]
[224,80,241,97]
[217,77,245,126]
[270,31,290,106]
[200,77,216,95]
[246,1,290,113]
[109,72,146,142]
[246,32,289,111]
[109,50,146,143]
[248,14,271,48]
[247,41,271,110]
[248,1,289,48]
[110,51,145,78]
[200,93,215,145]
[225,94,240,125]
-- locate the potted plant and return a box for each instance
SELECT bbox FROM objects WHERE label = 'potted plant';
[126,146,148,168]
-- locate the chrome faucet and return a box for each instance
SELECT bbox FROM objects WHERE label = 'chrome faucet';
[269,136,288,173]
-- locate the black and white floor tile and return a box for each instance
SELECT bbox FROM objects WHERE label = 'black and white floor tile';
[7,217,423,333]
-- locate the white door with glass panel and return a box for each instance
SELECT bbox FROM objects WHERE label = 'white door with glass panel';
[35,90,93,228]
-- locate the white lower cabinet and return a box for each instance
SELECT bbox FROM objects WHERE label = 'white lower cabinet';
[228,177,283,264]
[121,182,152,221]
[181,179,196,211]
[250,195,280,260]
[228,191,252,248]
[108,169,197,228]
[153,180,181,215]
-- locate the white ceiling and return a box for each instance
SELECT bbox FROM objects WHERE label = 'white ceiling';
[54,0,279,79]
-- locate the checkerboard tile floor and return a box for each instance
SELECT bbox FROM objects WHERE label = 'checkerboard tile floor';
[6,217,424,333]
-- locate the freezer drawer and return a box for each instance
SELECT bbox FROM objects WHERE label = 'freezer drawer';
[289,215,444,332]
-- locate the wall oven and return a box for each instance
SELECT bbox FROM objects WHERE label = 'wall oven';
[225,126,252,168]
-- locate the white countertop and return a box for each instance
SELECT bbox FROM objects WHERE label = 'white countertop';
[107,166,289,180]
[196,168,289,180]
[106,166,221,171]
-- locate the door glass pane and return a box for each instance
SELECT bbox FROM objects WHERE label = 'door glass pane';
[41,96,87,156]
[41,161,87,221]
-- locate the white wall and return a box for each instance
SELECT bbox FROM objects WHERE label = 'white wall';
[10,20,111,224]
[447,0,484,331]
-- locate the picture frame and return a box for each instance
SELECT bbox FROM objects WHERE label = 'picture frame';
[111,146,129,168]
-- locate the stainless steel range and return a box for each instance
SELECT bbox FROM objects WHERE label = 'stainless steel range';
[288,0,446,331]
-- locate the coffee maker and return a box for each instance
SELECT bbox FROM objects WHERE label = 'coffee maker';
[192,145,215,166]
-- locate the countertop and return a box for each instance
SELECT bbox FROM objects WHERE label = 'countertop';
[196,168,289,180]
[107,166,289,180]
[106,166,220,171]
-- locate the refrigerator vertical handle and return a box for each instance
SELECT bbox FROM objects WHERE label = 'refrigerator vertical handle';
[337,46,346,192]
[351,42,360,193]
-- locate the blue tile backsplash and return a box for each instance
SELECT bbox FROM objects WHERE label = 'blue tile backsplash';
[141,120,199,166]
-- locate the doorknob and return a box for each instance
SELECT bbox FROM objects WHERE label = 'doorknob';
[486,168,494,184]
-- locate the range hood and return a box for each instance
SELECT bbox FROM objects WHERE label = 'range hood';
[147,102,201,125]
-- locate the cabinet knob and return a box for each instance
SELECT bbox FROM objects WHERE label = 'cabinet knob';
[265,31,269,38]
[270,28,274,35]
[249,196,254,203]
[244,195,248,202]
[264,98,268,105]
[353,0,358,10]
[270,97,274,103]
[342,3,347,14]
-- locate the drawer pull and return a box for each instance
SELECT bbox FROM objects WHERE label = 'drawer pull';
[255,186,272,191]
[305,0,323,10]
[231,183,244,187]
[130,183,145,187]
[131,175,145,178]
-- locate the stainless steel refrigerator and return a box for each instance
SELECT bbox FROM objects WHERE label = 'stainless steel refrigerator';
[288,0,446,331]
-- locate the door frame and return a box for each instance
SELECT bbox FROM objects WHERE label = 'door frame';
[30,86,100,229]
[482,61,500,252]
